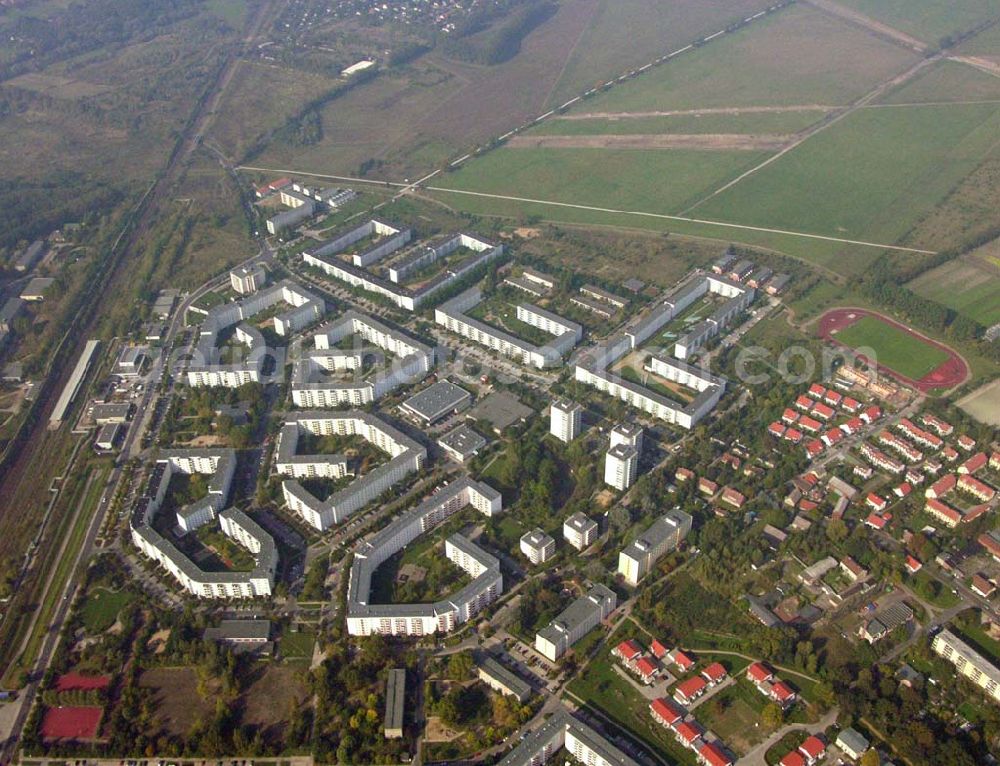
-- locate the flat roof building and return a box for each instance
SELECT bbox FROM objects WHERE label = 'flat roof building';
[384,669,406,739]
[618,510,692,586]
[535,584,617,662]
[496,708,642,766]
[203,619,271,645]
[933,628,1000,703]
[550,399,583,443]
[230,264,266,295]
[401,380,472,424]
[520,528,556,565]
[438,424,487,463]
[605,444,638,491]
[20,277,55,301]
[477,655,532,703]
[563,512,598,551]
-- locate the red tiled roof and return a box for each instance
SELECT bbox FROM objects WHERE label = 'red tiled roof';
[772,681,795,701]
[616,639,643,660]
[808,383,826,398]
[672,649,695,670]
[905,555,922,572]
[636,657,658,677]
[780,753,806,766]
[651,639,669,659]
[747,662,772,683]
[649,697,682,725]
[675,676,707,701]
[674,720,702,743]
[699,741,732,766]
[799,735,826,760]
[702,662,727,682]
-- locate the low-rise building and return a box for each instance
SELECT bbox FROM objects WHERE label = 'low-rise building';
[535,584,617,662]
[384,669,406,739]
[477,656,531,702]
[563,512,598,551]
[520,528,556,564]
[401,380,472,424]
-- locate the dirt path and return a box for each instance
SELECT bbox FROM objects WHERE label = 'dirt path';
[950,54,1000,79]
[558,105,835,120]
[804,0,928,52]
[507,132,792,150]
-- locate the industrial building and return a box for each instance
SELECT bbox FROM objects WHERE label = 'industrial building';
[346,478,503,636]
[401,380,472,425]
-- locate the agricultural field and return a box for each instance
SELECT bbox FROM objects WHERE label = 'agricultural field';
[530,111,825,137]
[880,59,1000,104]
[906,242,1000,326]
[570,4,919,113]
[692,102,1000,247]
[957,378,1000,426]
[433,146,773,222]
[834,0,1000,46]
[826,314,950,379]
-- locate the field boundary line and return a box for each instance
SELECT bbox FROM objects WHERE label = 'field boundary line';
[678,54,941,214]
[423,184,937,254]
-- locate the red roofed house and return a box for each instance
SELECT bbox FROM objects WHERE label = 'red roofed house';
[676,467,695,483]
[812,402,835,421]
[958,474,996,502]
[926,474,956,499]
[780,752,806,766]
[669,649,695,672]
[746,662,773,685]
[613,639,643,663]
[798,416,822,434]
[893,482,911,498]
[942,446,959,462]
[674,675,708,705]
[866,493,887,512]
[840,417,864,435]
[769,422,787,439]
[769,680,797,708]
[650,697,683,727]
[841,396,860,412]
[698,478,719,497]
[905,555,922,574]
[991,452,1000,471]
[979,532,1000,562]
[721,487,746,509]
[821,428,844,447]
[798,735,826,764]
[804,440,824,459]
[673,720,703,749]
[808,383,826,398]
[921,413,953,436]
[963,504,989,524]
[926,498,961,528]
[795,395,815,411]
[972,573,996,599]
[958,434,976,451]
[865,513,888,531]
[651,639,669,659]
[699,741,733,766]
[861,405,882,424]
[782,408,800,424]
[634,656,660,684]
[959,452,988,475]
[784,428,803,444]
[701,662,727,686]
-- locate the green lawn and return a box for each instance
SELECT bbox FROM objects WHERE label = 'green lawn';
[435,145,772,216]
[80,587,134,634]
[835,0,1000,45]
[279,627,316,662]
[906,251,1000,326]
[574,3,917,113]
[530,111,824,137]
[693,102,1000,246]
[832,315,950,379]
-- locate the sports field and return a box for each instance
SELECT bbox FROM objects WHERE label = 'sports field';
[826,314,949,380]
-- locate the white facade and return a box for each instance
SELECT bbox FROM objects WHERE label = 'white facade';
[520,529,556,564]
[617,509,692,585]
[605,444,638,491]
[550,399,582,443]
[230,264,266,295]
[563,512,598,551]
[534,584,617,661]
[933,629,1000,703]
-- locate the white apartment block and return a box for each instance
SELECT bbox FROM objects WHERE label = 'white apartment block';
[933,629,1000,703]
[535,584,617,662]
[610,423,643,453]
[563,512,598,551]
[520,528,556,564]
[230,264,266,295]
[347,478,503,636]
[605,444,638,491]
[435,288,581,369]
[618,509,692,585]
[550,399,583,442]
[291,310,435,407]
[278,412,426,531]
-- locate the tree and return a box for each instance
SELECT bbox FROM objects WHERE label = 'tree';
[827,518,848,543]
[761,702,783,730]
[448,651,473,680]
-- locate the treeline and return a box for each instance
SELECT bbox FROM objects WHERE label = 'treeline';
[0,173,122,253]
[0,0,205,81]
[443,0,556,65]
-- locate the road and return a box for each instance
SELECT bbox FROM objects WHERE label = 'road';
[739,708,839,766]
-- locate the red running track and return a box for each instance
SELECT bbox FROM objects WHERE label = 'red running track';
[817,308,968,392]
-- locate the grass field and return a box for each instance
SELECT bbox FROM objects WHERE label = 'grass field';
[831,315,950,379]
[546,0,775,105]
[435,146,772,219]
[835,0,1000,45]
[529,111,824,136]
[79,588,134,634]
[957,378,1000,425]
[879,60,1000,104]
[906,244,1000,325]
[572,4,917,113]
[693,102,1000,245]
